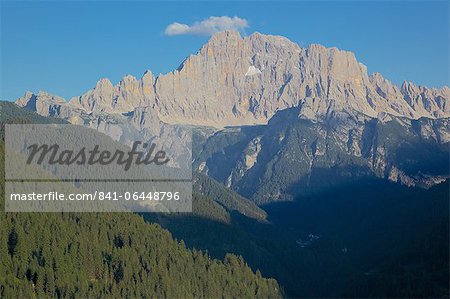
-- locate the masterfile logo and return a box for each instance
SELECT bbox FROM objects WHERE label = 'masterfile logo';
[26,141,170,171]
[4,124,192,213]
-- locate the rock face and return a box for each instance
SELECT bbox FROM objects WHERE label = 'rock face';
[14,31,450,202]
[16,31,449,127]
[193,109,450,203]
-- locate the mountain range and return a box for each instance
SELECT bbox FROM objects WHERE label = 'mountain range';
[16,31,450,125]
[15,31,450,203]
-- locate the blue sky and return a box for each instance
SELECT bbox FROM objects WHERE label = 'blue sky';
[1,1,448,101]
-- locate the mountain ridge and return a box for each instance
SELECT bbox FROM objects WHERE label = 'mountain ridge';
[15,31,449,128]
[12,31,450,195]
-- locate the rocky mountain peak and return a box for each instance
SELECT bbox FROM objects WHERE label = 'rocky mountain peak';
[208,30,242,43]
[95,78,113,90]
[15,31,449,127]
[142,70,154,80]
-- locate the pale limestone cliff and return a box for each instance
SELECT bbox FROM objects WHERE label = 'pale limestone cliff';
[12,31,450,196]
[16,31,449,127]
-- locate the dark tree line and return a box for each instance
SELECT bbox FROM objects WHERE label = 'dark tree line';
[0,212,281,298]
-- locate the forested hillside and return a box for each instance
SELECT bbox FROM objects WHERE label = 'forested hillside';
[193,172,267,221]
[0,101,282,298]
[149,178,449,298]
[0,212,280,298]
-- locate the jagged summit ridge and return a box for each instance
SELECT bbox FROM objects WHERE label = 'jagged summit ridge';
[16,31,450,127]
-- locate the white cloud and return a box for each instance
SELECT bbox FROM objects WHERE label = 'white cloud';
[164,16,249,36]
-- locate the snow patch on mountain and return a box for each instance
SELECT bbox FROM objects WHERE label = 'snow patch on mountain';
[245,65,262,77]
